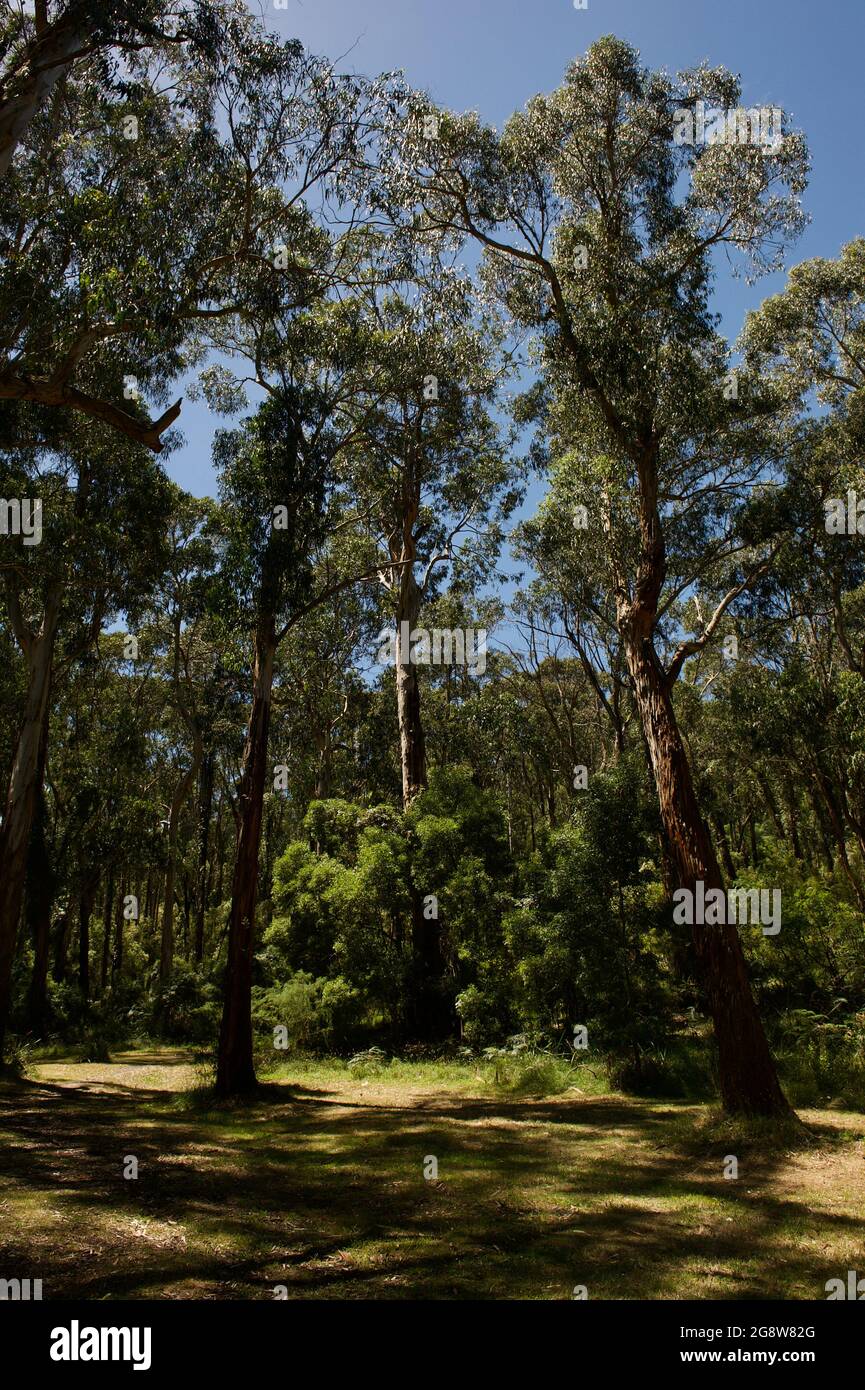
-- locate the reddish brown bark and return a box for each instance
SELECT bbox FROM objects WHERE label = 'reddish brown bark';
[623,617,790,1116]
[612,441,790,1117]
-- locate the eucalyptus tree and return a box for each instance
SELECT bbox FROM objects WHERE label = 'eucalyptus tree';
[379,37,810,1113]
[0,419,171,1056]
[739,240,865,657]
[209,289,392,1092]
[270,574,377,806]
[208,242,508,1083]
[0,3,398,449]
[741,239,865,449]
[344,272,520,809]
[140,491,221,985]
[740,244,865,886]
[0,0,224,178]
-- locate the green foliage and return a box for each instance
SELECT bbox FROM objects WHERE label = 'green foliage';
[76,1014,113,1063]
[737,844,865,1010]
[264,771,518,1042]
[5,23,865,1124]
[153,962,221,1042]
[0,1034,31,1078]
[503,758,675,1064]
[254,972,369,1055]
[774,1010,865,1111]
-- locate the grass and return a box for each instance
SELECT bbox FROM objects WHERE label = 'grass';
[0,1046,863,1300]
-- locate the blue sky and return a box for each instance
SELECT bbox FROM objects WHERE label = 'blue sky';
[168,0,865,497]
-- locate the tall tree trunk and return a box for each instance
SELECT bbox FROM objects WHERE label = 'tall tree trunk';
[216,616,276,1096]
[313,726,332,799]
[149,871,158,928]
[622,623,790,1116]
[606,437,789,1118]
[52,912,69,983]
[25,705,53,1034]
[182,872,192,959]
[0,8,93,177]
[194,751,214,964]
[396,648,427,804]
[78,875,98,1003]
[214,795,225,907]
[160,863,175,985]
[757,771,787,843]
[25,861,53,1036]
[395,572,427,808]
[749,812,759,867]
[113,878,126,981]
[0,599,58,1057]
[808,759,865,909]
[783,782,804,863]
[100,870,115,993]
[160,758,200,985]
[394,569,443,1032]
[709,811,737,882]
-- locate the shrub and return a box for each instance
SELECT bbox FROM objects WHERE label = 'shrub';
[482,1038,574,1096]
[0,1035,30,1078]
[347,1046,390,1079]
[774,1009,865,1111]
[76,1023,112,1063]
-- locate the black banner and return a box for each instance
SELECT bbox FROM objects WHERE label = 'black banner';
[3,1298,859,1377]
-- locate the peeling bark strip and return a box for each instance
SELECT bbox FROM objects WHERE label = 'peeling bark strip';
[0,1,190,180]
[0,5,90,177]
[215,615,276,1095]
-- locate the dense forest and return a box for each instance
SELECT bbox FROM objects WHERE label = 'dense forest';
[2,0,865,1151]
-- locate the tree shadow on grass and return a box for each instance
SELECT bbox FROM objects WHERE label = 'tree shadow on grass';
[0,1073,861,1300]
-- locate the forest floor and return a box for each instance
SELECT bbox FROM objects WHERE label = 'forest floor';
[0,1048,863,1300]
